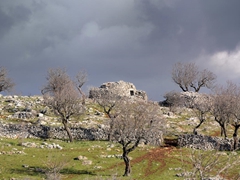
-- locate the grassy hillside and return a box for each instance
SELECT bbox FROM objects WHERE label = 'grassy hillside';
[0,138,239,180]
[0,95,239,179]
[0,138,175,179]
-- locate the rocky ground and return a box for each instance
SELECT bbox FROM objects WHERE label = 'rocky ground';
[0,94,238,180]
[0,94,108,129]
[0,94,223,137]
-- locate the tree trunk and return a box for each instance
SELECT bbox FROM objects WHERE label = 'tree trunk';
[215,117,227,138]
[107,134,112,141]
[220,125,227,139]
[107,118,113,141]
[179,84,187,92]
[233,125,240,150]
[233,135,238,150]
[222,123,227,139]
[77,87,86,105]
[123,151,131,176]
[62,120,73,142]
[122,146,131,176]
[193,120,204,135]
[218,121,227,139]
[120,140,140,176]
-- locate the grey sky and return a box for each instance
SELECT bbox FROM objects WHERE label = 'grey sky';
[1,0,240,100]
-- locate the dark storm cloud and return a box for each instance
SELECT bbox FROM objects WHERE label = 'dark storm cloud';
[0,3,31,39]
[199,0,240,51]
[137,0,240,54]
[0,0,240,99]
[0,9,14,39]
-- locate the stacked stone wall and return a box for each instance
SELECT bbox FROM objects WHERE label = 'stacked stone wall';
[178,134,235,151]
[0,123,236,151]
[0,123,108,141]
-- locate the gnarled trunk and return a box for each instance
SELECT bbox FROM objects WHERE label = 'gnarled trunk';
[62,119,73,142]
[215,117,227,139]
[193,119,204,135]
[122,150,131,176]
[220,124,227,139]
[121,139,140,176]
[232,125,240,150]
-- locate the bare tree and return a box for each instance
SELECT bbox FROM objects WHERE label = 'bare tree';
[211,85,233,139]
[192,69,216,92]
[181,146,240,179]
[162,91,184,110]
[224,82,240,150]
[172,62,216,92]
[164,91,212,134]
[91,90,123,141]
[191,94,212,135]
[44,154,69,180]
[90,90,121,118]
[41,68,85,142]
[110,100,165,176]
[0,67,14,93]
[76,70,87,105]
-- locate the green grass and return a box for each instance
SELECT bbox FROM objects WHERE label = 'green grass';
[0,138,238,180]
[1,96,239,179]
[0,138,176,179]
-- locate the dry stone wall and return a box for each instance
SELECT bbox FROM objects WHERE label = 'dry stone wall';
[0,123,108,141]
[0,123,237,151]
[178,134,235,151]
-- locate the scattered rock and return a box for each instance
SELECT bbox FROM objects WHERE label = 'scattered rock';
[176,171,193,177]
[74,155,88,160]
[20,141,63,149]
[82,160,92,165]
[22,164,29,168]
[94,166,102,169]
[12,112,33,119]
[37,113,44,118]
[22,142,37,148]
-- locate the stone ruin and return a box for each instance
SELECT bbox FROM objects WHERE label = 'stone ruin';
[89,80,148,100]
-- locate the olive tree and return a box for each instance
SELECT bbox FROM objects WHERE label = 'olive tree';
[162,91,184,111]
[191,94,212,135]
[163,91,212,134]
[0,67,14,93]
[76,70,87,105]
[41,68,86,142]
[211,85,232,139]
[223,82,240,150]
[90,91,123,141]
[110,100,165,176]
[172,62,216,92]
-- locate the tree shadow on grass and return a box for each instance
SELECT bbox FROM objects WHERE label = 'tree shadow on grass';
[9,167,45,178]
[61,168,96,176]
[11,166,96,177]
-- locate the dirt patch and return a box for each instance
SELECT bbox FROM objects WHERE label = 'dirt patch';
[211,130,221,137]
[132,147,172,176]
[102,146,182,178]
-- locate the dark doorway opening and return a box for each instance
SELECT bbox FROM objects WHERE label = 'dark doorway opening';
[130,90,134,96]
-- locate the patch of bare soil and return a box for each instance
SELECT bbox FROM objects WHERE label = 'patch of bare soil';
[103,146,181,178]
[132,147,173,176]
